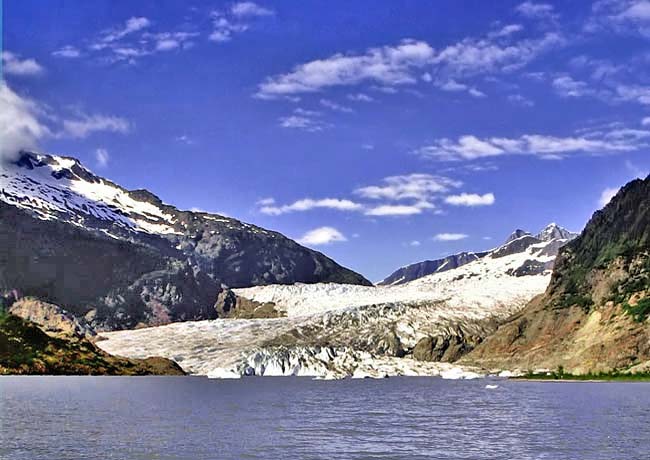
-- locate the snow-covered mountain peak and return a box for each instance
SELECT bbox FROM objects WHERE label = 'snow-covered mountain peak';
[535,222,577,242]
[1,151,182,235]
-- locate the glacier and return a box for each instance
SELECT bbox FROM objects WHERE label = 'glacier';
[99,233,569,379]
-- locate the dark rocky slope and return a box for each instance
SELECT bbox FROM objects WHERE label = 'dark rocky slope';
[0,152,369,330]
[465,176,650,374]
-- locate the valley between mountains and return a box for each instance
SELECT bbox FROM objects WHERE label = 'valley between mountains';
[1,151,649,379]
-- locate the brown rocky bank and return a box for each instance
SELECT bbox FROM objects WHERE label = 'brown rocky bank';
[1,297,184,375]
[463,176,650,374]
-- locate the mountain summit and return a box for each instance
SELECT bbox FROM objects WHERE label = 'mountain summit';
[535,222,577,242]
[0,151,370,330]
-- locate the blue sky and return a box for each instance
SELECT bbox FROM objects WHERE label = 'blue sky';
[2,0,650,281]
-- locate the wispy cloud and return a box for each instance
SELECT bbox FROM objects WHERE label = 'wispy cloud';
[320,98,354,113]
[615,84,650,105]
[52,46,82,59]
[437,79,486,98]
[279,108,329,132]
[55,16,198,64]
[552,75,595,98]
[297,226,347,246]
[175,135,194,145]
[507,93,535,106]
[516,1,557,19]
[599,186,619,207]
[355,174,461,201]
[210,3,274,43]
[415,127,650,161]
[433,233,468,241]
[347,93,375,102]
[586,0,650,38]
[256,39,434,98]
[2,51,44,76]
[256,197,276,206]
[258,173,493,219]
[598,158,649,207]
[100,16,151,44]
[60,114,130,138]
[95,148,109,167]
[148,32,199,52]
[260,198,363,215]
[231,2,274,18]
[444,193,495,206]
[256,24,562,99]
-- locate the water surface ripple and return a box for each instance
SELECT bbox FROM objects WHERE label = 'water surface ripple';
[1,376,649,459]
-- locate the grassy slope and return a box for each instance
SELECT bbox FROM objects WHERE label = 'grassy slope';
[0,312,184,375]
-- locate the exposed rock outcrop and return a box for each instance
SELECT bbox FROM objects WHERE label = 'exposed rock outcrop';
[9,297,96,339]
[214,287,283,319]
[412,329,484,363]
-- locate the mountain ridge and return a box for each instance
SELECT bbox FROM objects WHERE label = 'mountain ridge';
[0,151,369,330]
[379,223,577,286]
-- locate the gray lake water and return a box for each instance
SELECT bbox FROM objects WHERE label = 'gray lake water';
[1,376,649,460]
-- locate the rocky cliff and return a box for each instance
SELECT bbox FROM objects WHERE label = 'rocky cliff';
[465,176,650,374]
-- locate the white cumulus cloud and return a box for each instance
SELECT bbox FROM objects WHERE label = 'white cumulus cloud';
[0,83,50,161]
[231,2,274,17]
[365,204,426,216]
[297,226,347,246]
[433,233,468,241]
[445,193,495,206]
[2,51,44,76]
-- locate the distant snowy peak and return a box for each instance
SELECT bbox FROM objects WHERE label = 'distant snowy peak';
[534,223,578,242]
[491,223,576,259]
[380,223,576,286]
